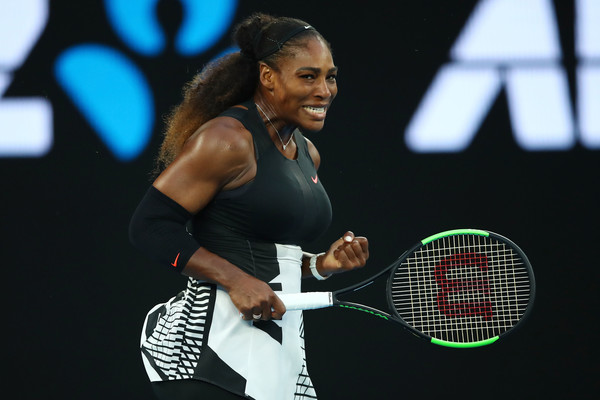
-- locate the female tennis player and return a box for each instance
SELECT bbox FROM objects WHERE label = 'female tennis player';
[129,12,369,400]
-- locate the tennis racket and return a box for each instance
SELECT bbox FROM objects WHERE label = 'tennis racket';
[280,229,535,348]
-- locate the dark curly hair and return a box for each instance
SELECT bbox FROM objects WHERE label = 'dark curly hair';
[154,13,330,173]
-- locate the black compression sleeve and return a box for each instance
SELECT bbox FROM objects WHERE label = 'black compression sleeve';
[129,186,201,272]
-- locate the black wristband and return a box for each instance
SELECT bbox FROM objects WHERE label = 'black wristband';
[129,186,201,272]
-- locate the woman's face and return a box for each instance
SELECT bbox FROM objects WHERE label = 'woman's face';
[271,37,338,132]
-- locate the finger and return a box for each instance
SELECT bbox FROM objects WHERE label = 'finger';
[332,248,342,267]
[355,236,369,253]
[351,237,368,255]
[237,304,252,320]
[340,241,359,263]
[344,236,368,257]
[260,304,272,321]
[241,312,255,321]
[335,245,351,267]
[350,241,368,266]
[343,231,354,243]
[338,237,370,269]
[356,237,369,263]
[251,307,263,321]
[270,295,287,320]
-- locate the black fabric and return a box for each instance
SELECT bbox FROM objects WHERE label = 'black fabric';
[193,345,249,396]
[129,186,201,272]
[191,101,332,256]
[151,379,249,400]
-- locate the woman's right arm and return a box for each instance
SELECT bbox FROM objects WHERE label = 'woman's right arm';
[129,117,286,320]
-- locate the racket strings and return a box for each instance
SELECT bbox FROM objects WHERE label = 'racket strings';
[390,234,532,343]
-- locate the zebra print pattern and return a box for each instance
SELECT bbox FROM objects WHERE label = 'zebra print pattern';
[141,280,212,380]
[294,315,318,399]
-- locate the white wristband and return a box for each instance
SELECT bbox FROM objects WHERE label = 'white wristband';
[309,252,329,280]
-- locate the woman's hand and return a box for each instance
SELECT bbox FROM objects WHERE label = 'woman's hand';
[318,231,369,276]
[181,247,286,322]
[227,274,287,321]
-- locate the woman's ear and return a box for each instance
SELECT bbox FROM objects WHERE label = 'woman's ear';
[258,62,275,91]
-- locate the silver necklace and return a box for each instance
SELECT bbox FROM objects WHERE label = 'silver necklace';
[255,103,293,150]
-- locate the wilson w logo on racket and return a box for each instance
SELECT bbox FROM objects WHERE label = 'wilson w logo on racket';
[434,252,493,319]
[279,229,535,348]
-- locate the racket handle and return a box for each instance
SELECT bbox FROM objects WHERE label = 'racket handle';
[278,292,334,310]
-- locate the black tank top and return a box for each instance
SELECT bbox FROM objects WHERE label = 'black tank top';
[192,101,332,252]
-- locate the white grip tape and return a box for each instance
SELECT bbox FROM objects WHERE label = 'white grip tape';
[278,292,334,310]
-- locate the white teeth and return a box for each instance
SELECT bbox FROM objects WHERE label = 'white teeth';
[303,106,325,113]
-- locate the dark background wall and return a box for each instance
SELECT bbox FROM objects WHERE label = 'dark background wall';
[3,1,598,398]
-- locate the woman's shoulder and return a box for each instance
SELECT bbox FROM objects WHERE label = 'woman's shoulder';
[302,135,321,170]
[185,113,254,156]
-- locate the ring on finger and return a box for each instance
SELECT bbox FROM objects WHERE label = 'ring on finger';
[252,313,262,320]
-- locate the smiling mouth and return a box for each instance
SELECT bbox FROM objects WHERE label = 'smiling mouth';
[303,105,327,116]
